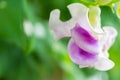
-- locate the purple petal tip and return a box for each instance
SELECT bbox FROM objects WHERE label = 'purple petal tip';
[68,39,98,66]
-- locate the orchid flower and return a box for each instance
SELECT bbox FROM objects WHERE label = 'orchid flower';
[49,3,117,71]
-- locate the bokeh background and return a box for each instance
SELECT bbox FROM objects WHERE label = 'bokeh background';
[0,0,120,80]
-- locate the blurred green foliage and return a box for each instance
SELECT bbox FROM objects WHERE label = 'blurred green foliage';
[0,0,120,80]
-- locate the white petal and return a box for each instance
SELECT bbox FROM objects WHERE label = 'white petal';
[89,6,103,33]
[99,51,109,58]
[67,3,92,32]
[49,3,93,39]
[49,9,73,39]
[103,26,117,39]
[101,26,117,50]
[94,26,117,71]
[94,57,114,71]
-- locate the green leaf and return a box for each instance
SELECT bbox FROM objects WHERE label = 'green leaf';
[0,39,23,77]
[0,0,27,50]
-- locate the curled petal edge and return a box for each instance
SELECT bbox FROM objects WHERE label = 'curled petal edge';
[94,57,115,71]
[49,3,93,39]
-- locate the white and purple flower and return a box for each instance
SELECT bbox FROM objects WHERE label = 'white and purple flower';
[49,3,117,71]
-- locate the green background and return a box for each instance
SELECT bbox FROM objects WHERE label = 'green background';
[0,0,120,80]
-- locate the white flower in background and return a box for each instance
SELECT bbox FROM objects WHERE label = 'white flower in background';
[24,21,34,36]
[49,3,117,71]
[34,23,46,38]
[23,21,46,38]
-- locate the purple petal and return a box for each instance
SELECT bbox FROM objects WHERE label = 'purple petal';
[71,24,100,54]
[68,39,98,66]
